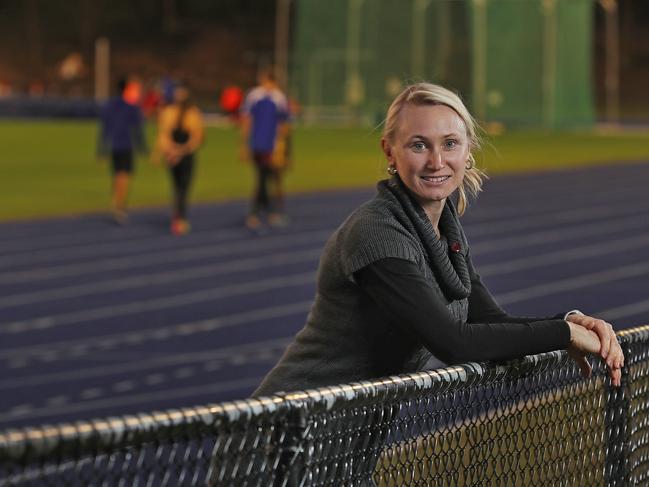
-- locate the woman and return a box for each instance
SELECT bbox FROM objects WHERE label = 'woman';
[254,83,623,397]
[154,84,204,235]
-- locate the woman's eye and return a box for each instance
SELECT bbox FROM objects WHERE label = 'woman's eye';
[444,139,458,149]
[411,142,426,152]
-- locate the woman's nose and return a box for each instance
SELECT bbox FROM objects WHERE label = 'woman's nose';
[427,150,445,170]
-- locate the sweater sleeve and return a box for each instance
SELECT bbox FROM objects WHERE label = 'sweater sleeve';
[465,249,566,323]
[354,258,571,365]
[339,212,422,278]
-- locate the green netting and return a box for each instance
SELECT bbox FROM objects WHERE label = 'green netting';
[291,0,472,124]
[291,0,594,127]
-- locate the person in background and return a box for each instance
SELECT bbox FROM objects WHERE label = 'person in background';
[254,82,624,397]
[153,84,205,235]
[268,100,294,219]
[98,77,146,224]
[240,68,290,230]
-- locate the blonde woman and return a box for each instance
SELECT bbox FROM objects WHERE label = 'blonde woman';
[255,82,623,396]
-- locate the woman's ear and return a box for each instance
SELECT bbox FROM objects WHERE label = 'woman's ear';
[381,138,393,162]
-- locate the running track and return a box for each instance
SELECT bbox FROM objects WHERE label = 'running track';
[1,162,648,430]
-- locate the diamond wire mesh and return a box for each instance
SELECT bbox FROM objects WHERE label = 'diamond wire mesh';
[1,326,648,487]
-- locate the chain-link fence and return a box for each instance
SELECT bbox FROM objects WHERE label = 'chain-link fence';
[1,325,648,486]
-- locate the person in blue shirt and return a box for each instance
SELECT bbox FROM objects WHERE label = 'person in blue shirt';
[240,68,290,229]
[98,78,146,224]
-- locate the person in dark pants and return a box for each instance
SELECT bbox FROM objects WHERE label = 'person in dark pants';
[98,77,146,224]
[154,84,204,235]
[240,68,290,230]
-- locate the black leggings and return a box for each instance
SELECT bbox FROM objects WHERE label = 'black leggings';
[170,155,194,219]
[251,152,277,215]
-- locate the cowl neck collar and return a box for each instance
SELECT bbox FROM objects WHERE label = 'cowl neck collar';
[378,176,471,300]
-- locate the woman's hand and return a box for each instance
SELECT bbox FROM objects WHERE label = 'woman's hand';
[567,314,624,367]
[163,145,184,166]
[566,320,623,387]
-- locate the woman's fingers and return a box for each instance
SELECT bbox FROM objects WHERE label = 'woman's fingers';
[567,343,592,379]
[567,320,625,386]
[568,315,623,365]
[607,340,622,369]
[610,367,622,387]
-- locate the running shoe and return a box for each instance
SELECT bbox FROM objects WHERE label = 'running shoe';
[171,218,191,236]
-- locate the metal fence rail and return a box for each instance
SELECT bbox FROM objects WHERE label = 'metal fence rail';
[1,325,648,486]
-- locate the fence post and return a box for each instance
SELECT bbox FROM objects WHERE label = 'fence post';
[604,340,631,486]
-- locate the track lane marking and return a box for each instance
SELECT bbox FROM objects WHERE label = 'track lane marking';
[0,230,329,284]
[0,316,303,385]
[0,248,322,308]
[0,273,315,334]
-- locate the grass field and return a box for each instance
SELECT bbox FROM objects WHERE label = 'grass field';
[2,119,649,221]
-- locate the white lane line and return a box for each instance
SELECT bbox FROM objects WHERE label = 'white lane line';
[0,229,329,285]
[496,260,649,306]
[112,380,135,393]
[8,358,28,369]
[145,373,166,386]
[467,201,646,238]
[7,404,33,417]
[466,180,649,221]
[0,226,158,254]
[0,226,245,267]
[79,388,103,400]
[595,300,649,322]
[203,361,222,372]
[45,396,69,407]
[481,169,649,197]
[0,376,265,424]
[479,233,649,277]
[0,248,321,308]
[0,300,302,365]
[471,213,649,256]
[0,198,356,252]
[0,332,297,389]
[173,367,195,380]
[0,272,315,334]
[31,359,268,417]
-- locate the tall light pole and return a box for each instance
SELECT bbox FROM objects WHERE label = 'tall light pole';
[411,0,432,80]
[600,0,620,123]
[471,0,487,121]
[275,0,292,92]
[345,0,365,107]
[541,0,558,128]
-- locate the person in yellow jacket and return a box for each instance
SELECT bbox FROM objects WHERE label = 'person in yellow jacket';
[153,84,204,235]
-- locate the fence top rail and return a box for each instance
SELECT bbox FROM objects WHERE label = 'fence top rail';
[1,324,646,465]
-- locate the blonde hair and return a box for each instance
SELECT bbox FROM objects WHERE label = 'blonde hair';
[383,82,486,216]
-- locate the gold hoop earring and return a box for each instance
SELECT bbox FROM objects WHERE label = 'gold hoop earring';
[466,154,475,170]
[387,165,397,175]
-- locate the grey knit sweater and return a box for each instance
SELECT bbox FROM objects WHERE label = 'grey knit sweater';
[254,176,481,396]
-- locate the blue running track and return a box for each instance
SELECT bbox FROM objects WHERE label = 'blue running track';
[1,161,648,430]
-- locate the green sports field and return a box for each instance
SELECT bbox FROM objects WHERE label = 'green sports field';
[2,119,649,222]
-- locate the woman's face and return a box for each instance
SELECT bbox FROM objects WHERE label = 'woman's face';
[382,103,469,211]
